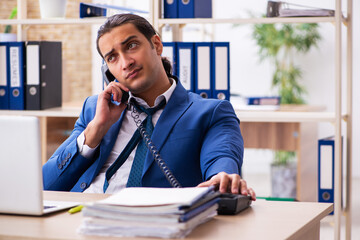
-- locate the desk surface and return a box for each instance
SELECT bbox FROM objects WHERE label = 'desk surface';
[0,191,333,240]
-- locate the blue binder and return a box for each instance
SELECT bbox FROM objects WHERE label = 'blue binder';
[178,0,194,18]
[162,42,178,77]
[0,42,9,109]
[176,42,194,92]
[318,137,335,207]
[164,0,178,18]
[211,42,230,100]
[194,42,211,98]
[79,3,148,18]
[8,42,25,110]
[194,0,212,18]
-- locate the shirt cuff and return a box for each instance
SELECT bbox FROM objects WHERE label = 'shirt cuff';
[77,131,98,159]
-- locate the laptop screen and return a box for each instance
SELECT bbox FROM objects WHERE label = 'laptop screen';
[0,115,43,214]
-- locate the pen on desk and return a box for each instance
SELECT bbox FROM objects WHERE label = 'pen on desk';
[68,205,84,214]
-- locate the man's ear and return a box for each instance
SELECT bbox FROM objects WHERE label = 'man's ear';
[151,35,163,56]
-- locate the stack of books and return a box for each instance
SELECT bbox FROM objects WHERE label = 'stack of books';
[78,187,219,238]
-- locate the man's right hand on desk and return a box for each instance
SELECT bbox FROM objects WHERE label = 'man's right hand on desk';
[197,172,256,201]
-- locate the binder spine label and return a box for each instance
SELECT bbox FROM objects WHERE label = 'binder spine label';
[179,48,192,90]
[0,46,6,87]
[320,144,333,190]
[215,47,228,90]
[26,45,40,85]
[9,47,20,88]
[197,46,210,90]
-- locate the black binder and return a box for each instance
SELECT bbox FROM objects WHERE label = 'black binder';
[26,41,62,110]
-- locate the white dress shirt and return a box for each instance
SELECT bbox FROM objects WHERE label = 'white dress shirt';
[77,79,176,194]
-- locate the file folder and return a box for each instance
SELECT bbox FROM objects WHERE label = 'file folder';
[177,0,212,18]
[194,0,212,18]
[178,0,194,18]
[247,96,281,105]
[162,42,177,77]
[8,42,25,110]
[318,137,335,205]
[194,42,211,98]
[177,42,194,92]
[79,3,148,18]
[26,41,62,110]
[164,0,178,18]
[0,42,9,109]
[211,42,230,100]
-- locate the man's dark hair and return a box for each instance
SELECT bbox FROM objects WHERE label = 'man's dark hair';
[96,13,173,78]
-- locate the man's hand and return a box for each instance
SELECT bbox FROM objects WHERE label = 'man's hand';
[84,81,129,148]
[197,172,256,201]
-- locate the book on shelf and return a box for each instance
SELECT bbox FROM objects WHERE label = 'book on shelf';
[78,187,219,238]
[266,1,335,18]
[230,95,281,111]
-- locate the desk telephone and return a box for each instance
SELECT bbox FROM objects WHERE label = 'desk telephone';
[102,64,252,215]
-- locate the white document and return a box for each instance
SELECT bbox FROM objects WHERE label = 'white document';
[97,187,213,207]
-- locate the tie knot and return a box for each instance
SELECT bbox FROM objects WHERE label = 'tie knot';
[131,98,166,116]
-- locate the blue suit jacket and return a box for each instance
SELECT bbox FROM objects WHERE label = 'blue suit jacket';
[43,81,244,192]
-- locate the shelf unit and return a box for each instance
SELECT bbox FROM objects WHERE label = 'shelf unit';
[0,0,353,239]
[151,1,353,240]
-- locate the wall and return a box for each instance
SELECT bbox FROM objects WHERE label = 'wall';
[1,0,93,105]
[211,0,359,177]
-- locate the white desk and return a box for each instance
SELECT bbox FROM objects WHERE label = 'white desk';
[0,191,333,240]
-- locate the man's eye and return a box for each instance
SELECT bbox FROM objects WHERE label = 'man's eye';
[107,55,114,63]
[129,42,138,49]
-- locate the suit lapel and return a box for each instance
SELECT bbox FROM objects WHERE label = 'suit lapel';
[91,110,126,180]
[142,82,193,174]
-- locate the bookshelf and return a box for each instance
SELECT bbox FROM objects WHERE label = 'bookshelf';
[0,0,353,239]
[151,1,353,240]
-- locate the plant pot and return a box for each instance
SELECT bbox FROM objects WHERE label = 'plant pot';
[0,33,17,42]
[271,162,297,198]
[39,0,67,19]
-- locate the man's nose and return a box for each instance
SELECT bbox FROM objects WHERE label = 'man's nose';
[121,55,134,70]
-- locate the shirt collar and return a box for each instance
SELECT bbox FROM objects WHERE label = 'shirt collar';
[129,78,177,108]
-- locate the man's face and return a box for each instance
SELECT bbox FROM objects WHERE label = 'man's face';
[99,23,163,95]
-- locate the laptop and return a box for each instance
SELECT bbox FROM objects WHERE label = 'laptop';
[0,115,78,215]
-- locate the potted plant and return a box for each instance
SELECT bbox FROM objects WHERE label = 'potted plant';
[0,7,17,42]
[252,22,321,104]
[270,151,297,198]
[252,22,321,198]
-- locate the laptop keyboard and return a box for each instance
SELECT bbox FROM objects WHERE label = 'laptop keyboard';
[44,205,56,210]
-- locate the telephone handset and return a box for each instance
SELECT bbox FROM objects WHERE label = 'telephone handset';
[101,64,252,214]
[101,64,129,104]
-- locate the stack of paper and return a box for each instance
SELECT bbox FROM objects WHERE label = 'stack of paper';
[77,187,219,238]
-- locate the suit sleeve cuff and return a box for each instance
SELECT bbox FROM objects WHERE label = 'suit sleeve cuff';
[77,131,98,159]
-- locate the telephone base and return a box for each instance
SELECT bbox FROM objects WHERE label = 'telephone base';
[217,193,252,215]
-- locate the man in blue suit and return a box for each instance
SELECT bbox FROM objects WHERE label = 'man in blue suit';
[43,14,255,200]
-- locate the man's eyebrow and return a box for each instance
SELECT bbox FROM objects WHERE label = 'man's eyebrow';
[103,35,138,60]
[121,35,137,45]
[104,49,115,60]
